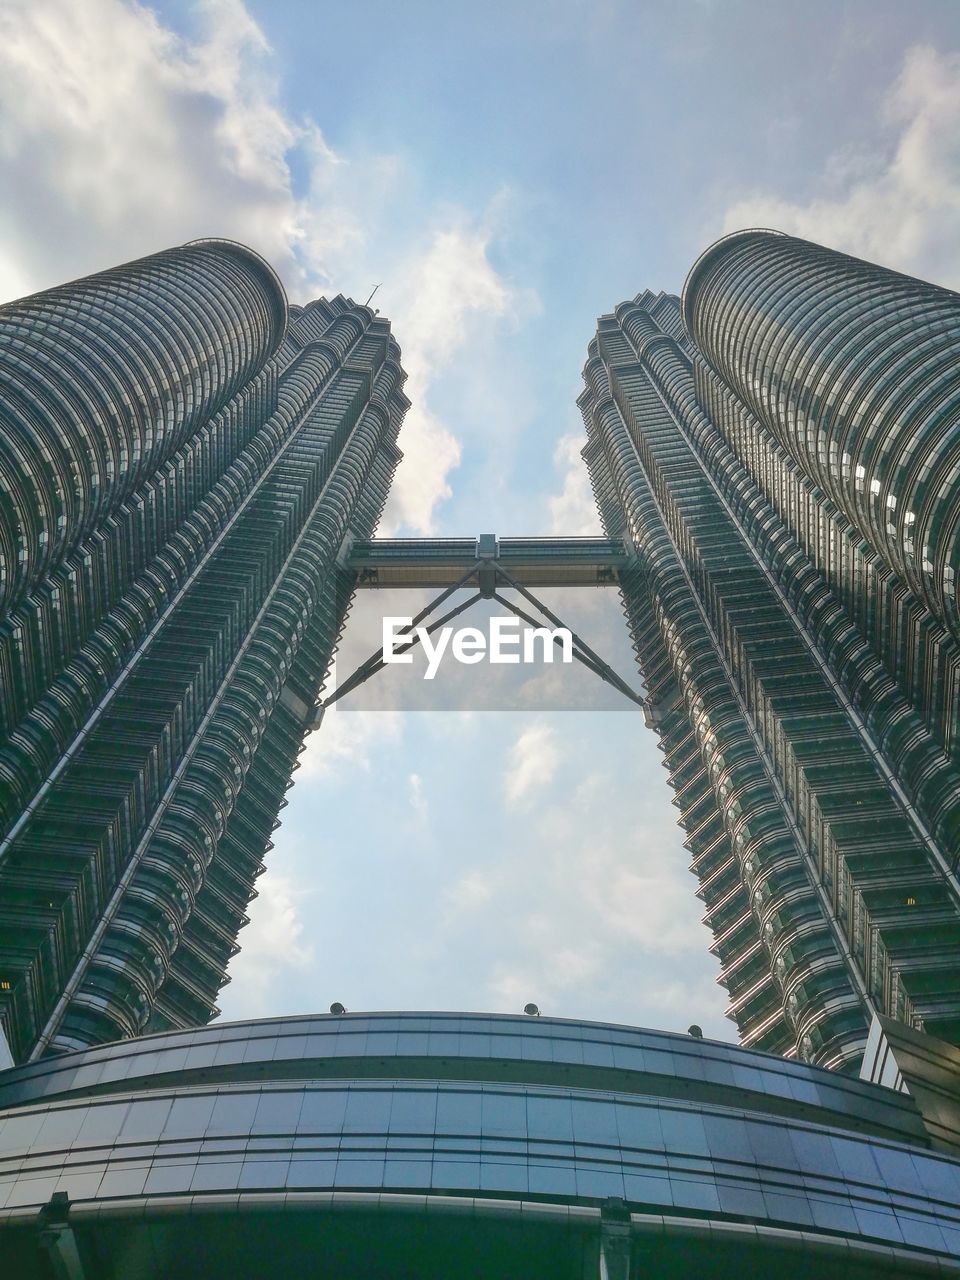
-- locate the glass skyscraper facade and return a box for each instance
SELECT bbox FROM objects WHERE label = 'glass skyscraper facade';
[0,242,409,1064]
[579,230,960,1072]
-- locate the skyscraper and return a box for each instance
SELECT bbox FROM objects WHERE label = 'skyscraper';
[4,226,959,1088]
[5,233,960,1277]
[0,241,409,1063]
[579,230,960,1071]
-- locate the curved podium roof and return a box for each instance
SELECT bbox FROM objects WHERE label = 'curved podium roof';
[1,1012,959,1277]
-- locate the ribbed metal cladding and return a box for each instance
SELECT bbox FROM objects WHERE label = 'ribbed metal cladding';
[0,246,409,1063]
[0,239,288,616]
[580,272,960,1071]
[682,229,960,642]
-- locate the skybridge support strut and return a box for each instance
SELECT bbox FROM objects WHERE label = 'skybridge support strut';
[492,563,646,709]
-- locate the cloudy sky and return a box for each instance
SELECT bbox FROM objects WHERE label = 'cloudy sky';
[3,0,960,1040]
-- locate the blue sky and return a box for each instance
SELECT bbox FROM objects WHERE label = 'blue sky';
[2,0,960,1041]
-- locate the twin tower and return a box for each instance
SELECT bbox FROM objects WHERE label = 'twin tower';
[2,231,960,1073]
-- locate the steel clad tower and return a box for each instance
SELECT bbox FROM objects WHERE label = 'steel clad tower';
[0,242,408,1062]
[580,230,960,1071]
[7,230,960,1280]
[4,227,960,1085]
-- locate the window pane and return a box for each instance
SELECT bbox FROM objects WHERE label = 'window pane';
[389,1089,437,1135]
[435,1090,482,1136]
[480,1091,526,1138]
[527,1095,574,1142]
[252,1092,304,1134]
[206,1093,258,1137]
[342,1089,393,1134]
[298,1089,348,1136]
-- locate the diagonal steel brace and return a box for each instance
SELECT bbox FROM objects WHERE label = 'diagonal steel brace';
[308,569,483,727]
[492,564,647,709]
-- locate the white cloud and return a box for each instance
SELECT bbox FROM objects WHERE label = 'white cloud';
[574,838,713,955]
[444,870,494,912]
[221,711,730,1037]
[297,706,402,780]
[222,873,314,1018]
[414,745,727,1026]
[504,722,563,807]
[390,226,514,384]
[548,432,603,536]
[0,0,520,531]
[408,771,428,819]
[378,221,516,534]
[722,45,960,288]
[0,0,303,288]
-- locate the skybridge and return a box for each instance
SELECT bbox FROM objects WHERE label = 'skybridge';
[348,535,630,589]
[312,534,645,725]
